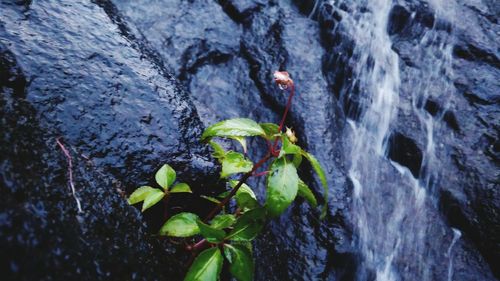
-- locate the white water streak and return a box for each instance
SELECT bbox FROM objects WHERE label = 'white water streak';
[335,0,401,279]
[333,0,456,280]
[447,228,462,281]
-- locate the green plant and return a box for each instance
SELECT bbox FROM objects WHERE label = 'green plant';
[128,71,329,281]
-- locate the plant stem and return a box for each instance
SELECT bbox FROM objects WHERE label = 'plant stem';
[272,84,295,154]
[201,84,294,223]
[203,153,271,223]
[187,238,208,251]
[189,79,295,252]
[278,84,295,132]
[253,170,269,177]
[163,194,170,219]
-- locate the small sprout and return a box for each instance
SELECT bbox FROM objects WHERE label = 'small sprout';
[128,165,192,212]
[273,71,293,90]
[128,70,330,281]
[127,186,165,212]
[285,127,298,143]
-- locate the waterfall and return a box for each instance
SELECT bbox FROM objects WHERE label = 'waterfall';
[339,1,402,279]
[446,228,462,281]
[331,0,458,280]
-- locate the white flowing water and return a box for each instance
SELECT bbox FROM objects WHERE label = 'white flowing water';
[446,228,462,281]
[331,0,458,280]
[340,1,403,279]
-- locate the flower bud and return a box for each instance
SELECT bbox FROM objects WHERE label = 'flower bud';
[273,71,293,90]
[285,127,298,143]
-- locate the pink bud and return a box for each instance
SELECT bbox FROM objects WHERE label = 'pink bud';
[273,71,293,89]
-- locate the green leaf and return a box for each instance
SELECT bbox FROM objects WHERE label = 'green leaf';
[197,220,226,243]
[217,191,230,198]
[259,123,280,140]
[201,195,221,204]
[302,151,329,219]
[230,136,248,154]
[224,244,254,281]
[141,189,165,212]
[201,118,265,140]
[298,180,318,208]
[230,181,259,210]
[231,241,253,254]
[128,186,156,205]
[221,151,253,178]
[184,247,223,281]
[210,214,236,230]
[170,183,192,193]
[292,153,303,168]
[159,212,200,237]
[155,164,176,190]
[209,140,226,160]
[265,158,299,217]
[226,208,266,241]
[279,135,301,157]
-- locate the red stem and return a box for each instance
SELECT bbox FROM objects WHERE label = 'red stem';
[272,84,295,153]
[253,170,269,177]
[187,78,296,253]
[188,238,208,251]
[203,153,271,223]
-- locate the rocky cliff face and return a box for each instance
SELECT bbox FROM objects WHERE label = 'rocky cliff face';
[384,1,499,278]
[0,1,218,280]
[316,1,498,279]
[1,0,498,280]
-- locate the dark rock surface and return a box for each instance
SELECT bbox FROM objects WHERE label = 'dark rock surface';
[384,2,499,278]
[0,1,218,280]
[1,0,498,280]
[318,0,498,278]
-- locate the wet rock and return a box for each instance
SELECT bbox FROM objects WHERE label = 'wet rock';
[0,1,217,280]
[318,0,498,280]
[386,1,500,278]
[112,0,500,279]
[188,57,276,126]
[387,132,423,178]
[115,0,242,82]
[387,5,411,36]
[217,0,267,23]
[1,0,498,280]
